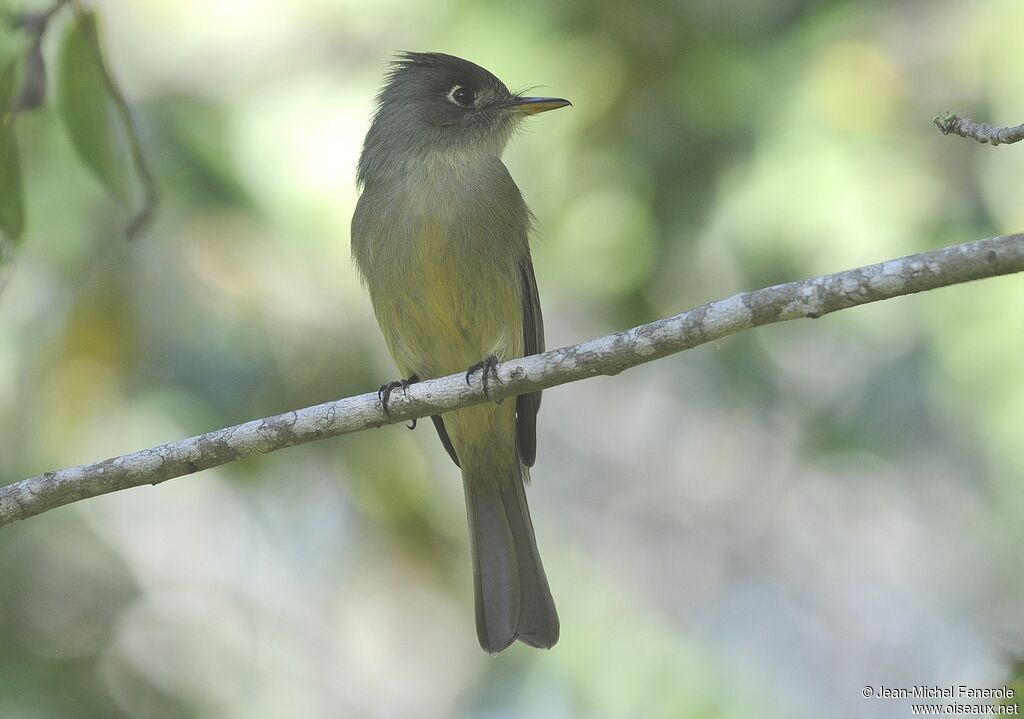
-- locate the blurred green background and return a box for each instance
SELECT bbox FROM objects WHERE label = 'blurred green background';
[2,0,1024,717]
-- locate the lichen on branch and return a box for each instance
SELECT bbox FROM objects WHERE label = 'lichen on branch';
[1,233,1022,528]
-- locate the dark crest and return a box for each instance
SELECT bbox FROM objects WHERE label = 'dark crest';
[384,52,510,99]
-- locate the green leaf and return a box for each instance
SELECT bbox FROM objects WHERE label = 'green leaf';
[0,57,17,114]
[0,116,25,242]
[56,10,131,205]
[0,10,29,68]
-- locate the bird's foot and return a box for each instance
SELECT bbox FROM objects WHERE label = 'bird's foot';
[378,375,419,428]
[465,355,501,398]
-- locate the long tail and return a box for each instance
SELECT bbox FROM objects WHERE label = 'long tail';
[463,462,559,653]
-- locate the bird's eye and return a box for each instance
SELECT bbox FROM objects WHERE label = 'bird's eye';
[448,85,476,107]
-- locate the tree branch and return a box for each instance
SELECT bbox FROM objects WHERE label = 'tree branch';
[2,233,1022,528]
[934,113,1024,146]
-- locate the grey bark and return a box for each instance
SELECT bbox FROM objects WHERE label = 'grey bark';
[934,113,1024,146]
[1,233,1022,528]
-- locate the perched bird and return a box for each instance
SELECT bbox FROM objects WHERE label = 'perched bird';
[351,52,570,652]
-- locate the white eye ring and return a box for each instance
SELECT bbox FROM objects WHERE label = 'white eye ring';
[446,85,475,107]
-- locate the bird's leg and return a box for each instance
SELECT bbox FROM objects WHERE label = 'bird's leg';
[378,374,420,428]
[465,355,502,398]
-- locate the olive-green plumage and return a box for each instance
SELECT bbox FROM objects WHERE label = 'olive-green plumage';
[350,52,569,652]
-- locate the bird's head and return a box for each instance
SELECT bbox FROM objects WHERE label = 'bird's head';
[358,52,570,184]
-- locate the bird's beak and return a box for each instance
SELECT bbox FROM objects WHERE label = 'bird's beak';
[505,96,572,115]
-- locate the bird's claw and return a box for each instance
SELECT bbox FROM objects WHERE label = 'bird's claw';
[465,355,501,397]
[378,377,416,417]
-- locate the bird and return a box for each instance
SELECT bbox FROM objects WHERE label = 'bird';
[350,52,570,652]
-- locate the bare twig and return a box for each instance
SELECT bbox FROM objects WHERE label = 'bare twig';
[1,233,1022,528]
[934,113,1024,146]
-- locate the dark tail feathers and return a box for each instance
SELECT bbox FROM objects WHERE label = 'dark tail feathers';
[463,463,558,653]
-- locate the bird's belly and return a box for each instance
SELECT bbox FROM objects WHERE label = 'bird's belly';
[373,220,522,380]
